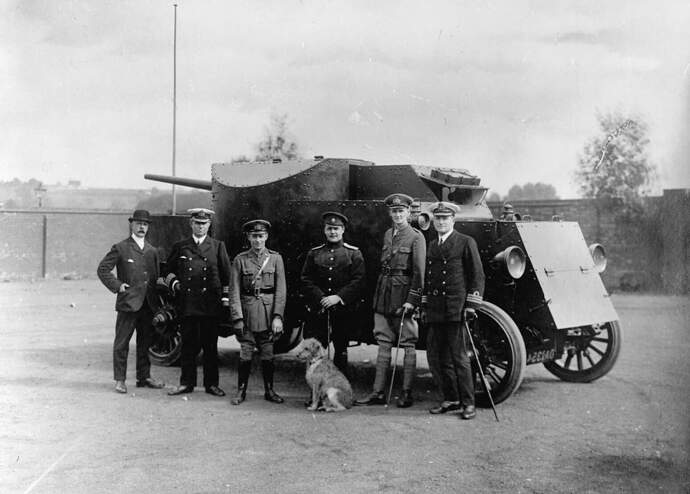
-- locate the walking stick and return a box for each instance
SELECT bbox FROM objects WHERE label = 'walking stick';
[385,307,408,408]
[326,309,332,360]
[463,316,500,422]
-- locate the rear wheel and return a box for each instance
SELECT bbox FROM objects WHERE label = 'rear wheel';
[473,301,527,406]
[543,321,621,382]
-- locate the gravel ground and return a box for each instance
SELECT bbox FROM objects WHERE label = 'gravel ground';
[0,280,688,493]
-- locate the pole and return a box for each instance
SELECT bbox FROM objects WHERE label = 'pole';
[171,3,178,215]
[463,318,499,422]
[385,307,407,408]
[41,215,47,278]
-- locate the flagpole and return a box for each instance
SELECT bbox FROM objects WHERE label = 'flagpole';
[171,3,178,215]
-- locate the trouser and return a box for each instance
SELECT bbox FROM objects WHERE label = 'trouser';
[372,313,418,392]
[236,329,274,361]
[303,309,350,375]
[426,322,474,407]
[113,302,154,382]
[179,316,219,388]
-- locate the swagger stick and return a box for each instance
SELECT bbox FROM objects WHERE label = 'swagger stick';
[385,307,408,408]
[464,318,499,422]
[326,309,332,360]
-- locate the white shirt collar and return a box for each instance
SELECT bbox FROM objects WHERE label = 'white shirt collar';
[193,235,206,245]
[438,230,453,244]
[131,234,145,250]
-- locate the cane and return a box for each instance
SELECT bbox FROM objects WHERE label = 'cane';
[385,307,408,408]
[326,309,332,360]
[463,315,500,422]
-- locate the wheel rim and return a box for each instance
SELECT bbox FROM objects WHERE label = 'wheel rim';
[474,303,525,405]
[546,322,618,378]
[149,325,181,360]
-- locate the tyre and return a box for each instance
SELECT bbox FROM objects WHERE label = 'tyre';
[149,321,182,366]
[543,320,621,382]
[473,301,527,406]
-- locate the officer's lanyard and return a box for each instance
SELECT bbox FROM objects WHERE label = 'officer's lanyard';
[252,256,270,287]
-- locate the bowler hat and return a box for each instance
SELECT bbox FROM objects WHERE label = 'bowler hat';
[129,209,152,223]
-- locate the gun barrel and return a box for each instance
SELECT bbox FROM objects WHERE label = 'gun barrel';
[144,174,212,191]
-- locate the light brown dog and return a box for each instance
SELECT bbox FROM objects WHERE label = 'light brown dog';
[294,338,353,412]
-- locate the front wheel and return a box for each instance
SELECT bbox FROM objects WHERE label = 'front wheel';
[149,321,182,366]
[543,321,621,382]
[473,301,527,406]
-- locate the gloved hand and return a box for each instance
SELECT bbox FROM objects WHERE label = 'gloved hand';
[394,303,415,317]
[221,297,230,307]
[419,309,428,326]
[232,319,245,335]
[464,308,477,322]
[156,277,171,295]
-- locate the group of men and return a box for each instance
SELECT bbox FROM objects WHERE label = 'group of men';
[97,192,485,419]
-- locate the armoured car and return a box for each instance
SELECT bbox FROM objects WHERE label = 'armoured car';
[145,157,621,406]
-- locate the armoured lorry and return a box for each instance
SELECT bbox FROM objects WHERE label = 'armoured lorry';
[145,157,621,406]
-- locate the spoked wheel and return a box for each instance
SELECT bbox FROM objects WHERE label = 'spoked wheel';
[543,321,621,382]
[473,301,527,406]
[149,321,182,366]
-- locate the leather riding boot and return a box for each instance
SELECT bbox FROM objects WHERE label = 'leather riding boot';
[372,345,392,393]
[231,360,251,405]
[261,360,284,404]
[402,347,416,391]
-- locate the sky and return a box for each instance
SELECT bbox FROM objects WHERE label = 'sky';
[1,0,689,198]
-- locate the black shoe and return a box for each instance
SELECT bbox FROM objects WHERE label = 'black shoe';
[396,390,414,408]
[136,377,164,389]
[354,391,386,406]
[168,385,194,396]
[205,385,226,397]
[231,387,247,405]
[460,405,476,420]
[264,389,284,404]
[429,401,461,414]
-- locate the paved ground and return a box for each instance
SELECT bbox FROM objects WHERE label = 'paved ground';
[0,280,688,493]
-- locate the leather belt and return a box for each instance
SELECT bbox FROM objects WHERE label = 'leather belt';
[381,267,411,276]
[242,288,275,295]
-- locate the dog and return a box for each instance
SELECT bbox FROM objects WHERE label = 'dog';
[294,338,353,412]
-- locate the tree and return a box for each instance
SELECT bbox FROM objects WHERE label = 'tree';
[254,113,300,162]
[505,182,559,201]
[575,111,655,212]
[486,191,502,202]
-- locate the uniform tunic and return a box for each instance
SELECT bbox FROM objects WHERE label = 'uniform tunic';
[372,222,426,315]
[229,248,286,332]
[300,240,365,371]
[97,236,160,381]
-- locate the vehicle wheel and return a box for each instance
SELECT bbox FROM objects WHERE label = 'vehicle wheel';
[149,322,182,366]
[473,301,527,406]
[543,320,621,382]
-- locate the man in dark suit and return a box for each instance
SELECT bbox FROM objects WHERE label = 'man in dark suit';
[300,211,366,376]
[422,202,485,420]
[97,209,164,394]
[164,208,231,397]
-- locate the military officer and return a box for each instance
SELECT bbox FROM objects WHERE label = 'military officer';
[422,202,485,420]
[164,208,231,397]
[97,209,165,394]
[356,193,426,408]
[300,211,366,376]
[228,219,286,405]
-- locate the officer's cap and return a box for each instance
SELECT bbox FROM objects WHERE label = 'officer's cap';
[188,208,215,223]
[429,201,460,217]
[384,193,414,209]
[129,209,152,223]
[322,211,348,227]
[242,219,271,233]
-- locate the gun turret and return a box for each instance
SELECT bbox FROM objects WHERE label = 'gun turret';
[144,174,212,191]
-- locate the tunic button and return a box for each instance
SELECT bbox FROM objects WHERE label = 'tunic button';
[329,267,333,270]
[442,281,446,285]
[328,278,332,281]
[330,257,334,261]
[442,291,446,296]
[442,271,446,274]
[189,268,192,271]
